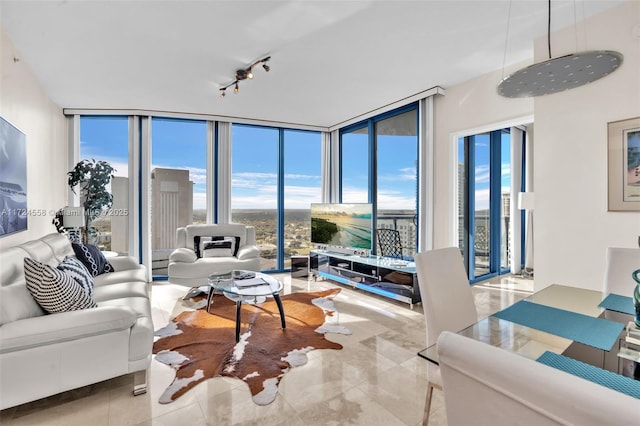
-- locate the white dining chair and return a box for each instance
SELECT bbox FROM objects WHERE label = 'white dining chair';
[437,331,640,426]
[414,247,478,425]
[603,247,640,296]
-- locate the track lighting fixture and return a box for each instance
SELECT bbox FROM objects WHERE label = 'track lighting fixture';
[219,56,271,98]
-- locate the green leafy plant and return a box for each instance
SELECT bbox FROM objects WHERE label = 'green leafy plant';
[66,159,116,243]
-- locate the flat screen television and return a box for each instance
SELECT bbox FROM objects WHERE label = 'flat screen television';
[310,203,373,250]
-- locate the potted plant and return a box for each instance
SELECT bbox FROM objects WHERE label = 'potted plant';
[66,159,116,244]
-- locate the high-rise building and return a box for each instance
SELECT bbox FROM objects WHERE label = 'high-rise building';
[376,211,416,257]
[151,168,193,273]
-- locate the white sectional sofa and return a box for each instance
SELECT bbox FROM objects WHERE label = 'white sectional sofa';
[0,233,153,410]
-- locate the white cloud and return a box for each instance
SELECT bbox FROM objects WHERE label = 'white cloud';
[193,191,207,210]
[474,188,490,210]
[185,166,207,184]
[378,187,417,210]
[284,173,320,180]
[501,163,511,178]
[378,166,417,183]
[475,165,490,184]
[341,187,369,203]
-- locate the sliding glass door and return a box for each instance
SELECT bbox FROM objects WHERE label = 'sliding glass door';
[459,128,518,282]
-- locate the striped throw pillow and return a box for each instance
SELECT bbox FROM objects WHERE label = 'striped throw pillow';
[24,257,97,313]
[57,255,95,298]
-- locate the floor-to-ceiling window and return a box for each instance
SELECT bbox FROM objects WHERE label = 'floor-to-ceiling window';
[375,109,418,257]
[78,116,129,253]
[231,125,279,270]
[75,115,322,273]
[341,125,369,203]
[150,117,207,276]
[231,124,321,271]
[340,104,419,256]
[458,128,521,282]
[283,129,322,268]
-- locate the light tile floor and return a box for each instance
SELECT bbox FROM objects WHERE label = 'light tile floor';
[0,274,533,426]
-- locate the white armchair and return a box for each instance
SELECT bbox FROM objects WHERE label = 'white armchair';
[168,224,261,287]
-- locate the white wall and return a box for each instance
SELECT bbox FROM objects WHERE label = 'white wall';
[0,29,67,250]
[534,1,640,292]
[433,1,639,292]
[432,62,533,249]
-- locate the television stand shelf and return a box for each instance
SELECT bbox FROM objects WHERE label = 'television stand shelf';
[309,249,420,306]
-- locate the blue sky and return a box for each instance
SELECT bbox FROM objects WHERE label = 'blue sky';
[80,116,419,210]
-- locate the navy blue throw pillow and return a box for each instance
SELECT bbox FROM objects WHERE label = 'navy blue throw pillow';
[71,243,114,277]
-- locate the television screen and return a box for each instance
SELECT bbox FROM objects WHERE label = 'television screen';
[310,203,372,250]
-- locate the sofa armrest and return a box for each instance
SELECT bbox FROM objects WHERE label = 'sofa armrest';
[0,306,137,354]
[176,227,187,249]
[237,245,260,260]
[109,256,142,272]
[169,248,197,263]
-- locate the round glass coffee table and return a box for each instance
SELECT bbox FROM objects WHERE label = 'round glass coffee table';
[207,270,286,342]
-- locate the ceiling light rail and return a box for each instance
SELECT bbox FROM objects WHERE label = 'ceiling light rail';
[219,56,271,98]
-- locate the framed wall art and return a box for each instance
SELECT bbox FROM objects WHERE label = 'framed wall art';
[0,116,27,236]
[608,116,640,212]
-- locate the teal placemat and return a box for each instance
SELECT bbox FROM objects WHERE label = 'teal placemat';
[537,351,640,399]
[598,293,635,316]
[492,300,623,351]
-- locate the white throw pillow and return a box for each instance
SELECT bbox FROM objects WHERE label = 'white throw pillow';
[202,239,234,257]
[194,236,240,257]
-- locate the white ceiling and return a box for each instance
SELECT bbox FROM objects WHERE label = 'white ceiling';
[0,1,624,128]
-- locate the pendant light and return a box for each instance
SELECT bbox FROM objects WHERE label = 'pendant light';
[497,1,623,98]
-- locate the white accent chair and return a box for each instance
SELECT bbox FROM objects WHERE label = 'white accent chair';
[604,247,640,296]
[437,331,640,426]
[168,223,261,288]
[414,247,478,425]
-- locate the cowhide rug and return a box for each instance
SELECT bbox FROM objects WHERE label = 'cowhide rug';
[153,288,350,405]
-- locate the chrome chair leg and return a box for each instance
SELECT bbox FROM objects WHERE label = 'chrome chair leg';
[423,381,442,425]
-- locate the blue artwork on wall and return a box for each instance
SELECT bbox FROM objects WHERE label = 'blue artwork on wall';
[0,116,27,237]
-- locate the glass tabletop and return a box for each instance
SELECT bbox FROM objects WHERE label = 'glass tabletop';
[419,284,636,376]
[208,270,283,298]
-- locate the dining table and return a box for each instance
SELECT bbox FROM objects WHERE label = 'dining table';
[418,284,640,398]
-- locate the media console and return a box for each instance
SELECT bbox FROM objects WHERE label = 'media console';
[309,249,420,306]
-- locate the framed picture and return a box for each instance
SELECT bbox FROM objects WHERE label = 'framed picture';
[608,116,640,212]
[0,116,27,236]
